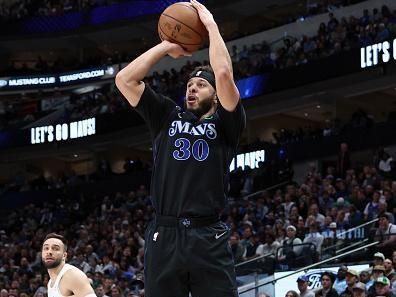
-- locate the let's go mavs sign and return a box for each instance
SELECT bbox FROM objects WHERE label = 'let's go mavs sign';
[360,38,396,69]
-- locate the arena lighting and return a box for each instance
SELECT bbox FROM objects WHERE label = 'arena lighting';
[229,149,265,172]
[360,38,396,69]
[30,117,96,144]
[236,74,268,100]
[0,66,114,91]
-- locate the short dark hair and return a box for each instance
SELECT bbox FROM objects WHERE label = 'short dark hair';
[43,233,67,251]
[285,290,299,297]
[321,271,335,283]
[266,232,275,241]
[378,213,390,220]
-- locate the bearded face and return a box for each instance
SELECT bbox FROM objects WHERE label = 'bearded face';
[185,77,217,118]
[42,257,63,269]
[42,238,66,269]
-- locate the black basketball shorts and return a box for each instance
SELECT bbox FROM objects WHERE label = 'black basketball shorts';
[144,219,239,297]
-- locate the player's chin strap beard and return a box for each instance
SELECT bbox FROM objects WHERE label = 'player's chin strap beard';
[184,93,217,121]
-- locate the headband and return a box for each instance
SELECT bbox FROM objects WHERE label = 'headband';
[188,69,216,90]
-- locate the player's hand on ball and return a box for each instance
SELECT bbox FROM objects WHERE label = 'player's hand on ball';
[190,0,215,28]
[163,40,192,58]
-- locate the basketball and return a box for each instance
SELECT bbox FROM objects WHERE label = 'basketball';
[158,2,208,52]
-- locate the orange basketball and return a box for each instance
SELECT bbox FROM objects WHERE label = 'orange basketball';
[158,2,208,52]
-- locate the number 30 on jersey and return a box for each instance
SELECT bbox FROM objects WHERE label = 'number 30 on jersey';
[173,138,209,161]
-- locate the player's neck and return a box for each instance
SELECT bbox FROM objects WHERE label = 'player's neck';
[48,262,66,283]
[198,105,217,121]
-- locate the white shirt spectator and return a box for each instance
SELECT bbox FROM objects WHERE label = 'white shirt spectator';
[303,231,324,253]
[256,240,280,257]
[379,157,392,172]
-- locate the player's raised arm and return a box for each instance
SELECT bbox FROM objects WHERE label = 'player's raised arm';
[115,40,191,107]
[191,0,240,112]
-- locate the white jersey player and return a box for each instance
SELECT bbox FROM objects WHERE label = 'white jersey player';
[42,233,96,297]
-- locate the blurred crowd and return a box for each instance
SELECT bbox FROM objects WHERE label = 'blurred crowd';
[0,2,396,297]
[277,258,396,297]
[0,0,368,29]
[146,4,396,96]
[0,143,394,296]
[0,0,121,23]
[1,5,396,133]
[0,83,128,132]
[272,109,375,146]
[5,4,396,77]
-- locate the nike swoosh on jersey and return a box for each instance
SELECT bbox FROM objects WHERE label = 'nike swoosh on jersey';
[215,231,227,239]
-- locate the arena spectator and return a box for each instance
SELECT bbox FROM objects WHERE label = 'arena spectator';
[372,276,395,297]
[358,270,371,290]
[373,252,386,268]
[333,266,348,295]
[277,225,303,269]
[378,201,395,224]
[363,191,380,221]
[321,221,338,253]
[286,290,300,297]
[307,203,325,227]
[316,271,339,297]
[297,275,315,297]
[366,265,386,296]
[229,233,246,264]
[384,258,395,280]
[255,232,280,258]
[303,222,324,257]
[241,225,260,259]
[255,232,280,273]
[376,214,396,256]
[95,285,109,297]
[340,269,359,297]
[352,282,367,297]
[379,151,393,177]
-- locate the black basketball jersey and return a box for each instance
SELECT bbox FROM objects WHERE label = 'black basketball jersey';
[135,85,246,217]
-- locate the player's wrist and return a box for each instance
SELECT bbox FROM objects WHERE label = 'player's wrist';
[205,22,219,33]
[158,40,177,55]
[161,40,177,51]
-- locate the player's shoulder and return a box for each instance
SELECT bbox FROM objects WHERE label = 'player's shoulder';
[216,100,245,118]
[62,264,88,281]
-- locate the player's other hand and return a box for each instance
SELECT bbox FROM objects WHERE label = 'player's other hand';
[162,40,192,58]
[190,0,216,29]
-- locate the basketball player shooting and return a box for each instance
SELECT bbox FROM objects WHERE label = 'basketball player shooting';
[116,0,246,296]
[42,233,97,297]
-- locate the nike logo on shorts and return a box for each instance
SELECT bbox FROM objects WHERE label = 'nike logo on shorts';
[153,232,159,241]
[215,231,227,239]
